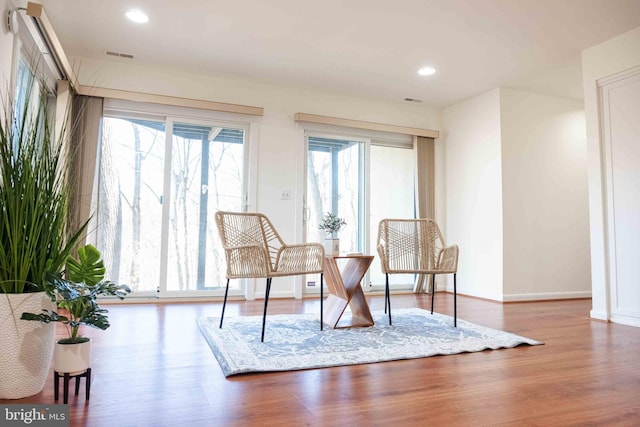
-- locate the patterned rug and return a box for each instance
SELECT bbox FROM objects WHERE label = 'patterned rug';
[197,308,543,377]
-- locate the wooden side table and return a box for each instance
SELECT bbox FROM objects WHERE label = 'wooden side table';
[322,254,374,329]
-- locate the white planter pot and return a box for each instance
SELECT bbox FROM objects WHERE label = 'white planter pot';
[324,238,340,256]
[55,340,91,375]
[0,292,56,399]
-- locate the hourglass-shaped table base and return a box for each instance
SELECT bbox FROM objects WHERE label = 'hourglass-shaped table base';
[322,255,374,329]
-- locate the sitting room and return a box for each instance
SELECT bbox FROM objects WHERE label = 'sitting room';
[1,1,640,425]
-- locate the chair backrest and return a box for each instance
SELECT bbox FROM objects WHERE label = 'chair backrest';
[215,211,285,273]
[377,218,446,273]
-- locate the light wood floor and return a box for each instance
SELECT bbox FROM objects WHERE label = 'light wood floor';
[3,294,639,426]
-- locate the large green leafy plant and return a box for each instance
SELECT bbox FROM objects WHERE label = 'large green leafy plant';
[0,74,87,294]
[22,244,131,344]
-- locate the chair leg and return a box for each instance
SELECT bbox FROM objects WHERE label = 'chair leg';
[384,274,388,313]
[453,273,457,327]
[261,277,272,342]
[430,274,436,314]
[385,273,392,325]
[220,278,230,328]
[320,273,324,331]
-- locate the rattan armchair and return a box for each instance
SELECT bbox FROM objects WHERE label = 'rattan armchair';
[215,211,324,342]
[377,218,459,326]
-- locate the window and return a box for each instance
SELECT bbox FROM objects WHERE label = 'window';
[11,9,61,125]
[306,136,365,255]
[12,55,56,150]
[13,56,35,126]
[95,101,256,298]
[304,131,417,293]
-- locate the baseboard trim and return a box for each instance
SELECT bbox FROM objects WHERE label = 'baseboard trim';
[502,291,592,302]
[609,314,640,328]
[590,309,608,321]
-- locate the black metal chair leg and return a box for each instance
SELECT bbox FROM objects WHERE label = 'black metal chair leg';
[384,274,388,313]
[261,277,272,342]
[220,278,230,328]
[320,273,324,331]
[385,274,392,325]
[430,274,436,314]
[453,273,457,327]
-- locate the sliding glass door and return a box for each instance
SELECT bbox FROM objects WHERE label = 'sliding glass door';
[96,113,248,298]
[304,133,416,294]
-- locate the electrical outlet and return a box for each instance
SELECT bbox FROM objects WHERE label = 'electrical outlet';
[281,189,291,200]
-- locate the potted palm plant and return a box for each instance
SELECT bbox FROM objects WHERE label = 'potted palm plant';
[22,244,131,374]
[318,212,346,255]
[0,73,88,398]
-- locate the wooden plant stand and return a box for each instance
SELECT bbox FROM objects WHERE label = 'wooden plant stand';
[54,368,91,404]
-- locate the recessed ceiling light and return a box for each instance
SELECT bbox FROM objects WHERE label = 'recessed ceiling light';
[126,9,149,24]
[418,66,436,76]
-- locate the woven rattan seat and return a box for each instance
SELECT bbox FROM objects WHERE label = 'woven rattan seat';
[377,218,459,326]
[215,211,324,341]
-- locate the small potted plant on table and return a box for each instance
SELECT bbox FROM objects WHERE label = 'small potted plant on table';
[319,212,347,256]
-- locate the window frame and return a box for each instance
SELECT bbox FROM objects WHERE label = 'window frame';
[10,9,61,99]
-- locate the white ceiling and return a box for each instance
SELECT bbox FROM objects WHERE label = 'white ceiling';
[36,0,640,108]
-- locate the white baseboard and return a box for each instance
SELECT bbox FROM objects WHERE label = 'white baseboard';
[590,309,608,321]
[609,313,640,328]
[255,291,295,300]
[502,291,592,302]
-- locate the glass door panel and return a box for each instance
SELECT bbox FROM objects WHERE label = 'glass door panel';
[305,136,364,292]
[306,137,363,252]
[369,144,416,289]
[96,117,166,295]
[166,122,245,292]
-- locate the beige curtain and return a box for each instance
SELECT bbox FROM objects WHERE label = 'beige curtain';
[70,93,104,244]
[413,135,435,292]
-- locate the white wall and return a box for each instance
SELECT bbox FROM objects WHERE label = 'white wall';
[0,0,16,109]
[73,57,441,297]
[500,89,590,301]
[443,89,504,301]
[443,87,590,302]
[582,26,640,322]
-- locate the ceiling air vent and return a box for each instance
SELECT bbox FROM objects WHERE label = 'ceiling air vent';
[403,98,423,103]
[105,51,134,59]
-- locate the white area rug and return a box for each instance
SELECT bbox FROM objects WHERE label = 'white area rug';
[197,308,543,377]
